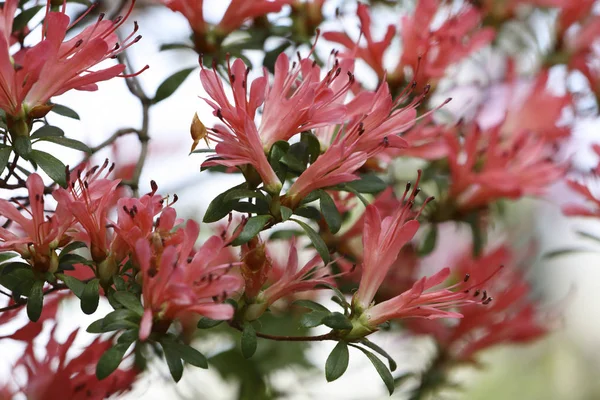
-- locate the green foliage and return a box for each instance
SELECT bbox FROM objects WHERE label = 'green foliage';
[291,218,330,264]
[26,280,44,322]
[81,279,100,315]
[29,150,67,187]
[319,190,342,234]
[241,323,258,359]
[153,67,196,104]
[231,215,273,246]
[325,342,349,382]
[49,103,80,120]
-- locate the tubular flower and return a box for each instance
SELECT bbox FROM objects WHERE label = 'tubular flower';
[0,173,71,272]
[0,0,142,119]
[407,246,548,362]
[445,124,566,212]
[13,328,138,400]
[161,0,290,37]
[52,161,120,263]
[324,1,494,87]
[244,239,332,321]
[135,221,243,341]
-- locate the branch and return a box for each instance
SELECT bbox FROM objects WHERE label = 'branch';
[229,321,337,342]
[0,283,69,313]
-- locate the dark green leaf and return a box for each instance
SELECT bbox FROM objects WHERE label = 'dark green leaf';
[56,273,86,298]
[241,323,257,359]
[161,341,184,382]
[50,104,80,120]
[466,214,484,257]
[12,6,44,31]
[29,150,66,187]
[325,342,349,382]
[96,344,128,380]
[319,191,342,234]
[280,206,293,221]
[269,229,303,240]
[299,311,328,328]
[190,148,216,154]
[81,278,100,315]
[576,230,600,243]
[263,41,291,73]
[345,174,387,193]
[360,349,395,395]
[322,312,353,330]
[87,319,105,334]
[418,225,437,256]
[231,215,272,246]
[291,219,330,264]
[36,136,91,153]
[13,136,32,159]
[543,248,590,259]
[197,317,224,329]
[117,330,138,347]
[293,299,329,313]
[0,252,18,263]
[160,43,193,51]
[100,309,140,332]
[0,263,35,295]
[30,125,64,140]
[113,291,144,316]
[161,338,208,369]
[153,67,196,104]
[294,206,321,220]
[58,241,87,257]
[0,147,12,176]
[223,188,266,203]
[279,153,306,173]
[203,184,245,223]
[359,339,397,371]
[301,131,321,163]
[26,280,44,322]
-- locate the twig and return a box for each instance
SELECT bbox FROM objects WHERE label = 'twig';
[0,283,69,313]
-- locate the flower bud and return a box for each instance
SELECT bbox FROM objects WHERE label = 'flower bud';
[190,112,209,153]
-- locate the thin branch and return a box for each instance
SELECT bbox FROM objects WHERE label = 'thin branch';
[229,321,337,342]
[0,283,69,313]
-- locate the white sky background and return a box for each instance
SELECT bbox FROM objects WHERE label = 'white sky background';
[2,1,600,399]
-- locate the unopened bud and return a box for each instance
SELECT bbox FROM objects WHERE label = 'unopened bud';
[190,112,209,153]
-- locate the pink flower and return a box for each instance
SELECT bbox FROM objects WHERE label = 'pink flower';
[0,173,70,272]
[407,246,547,362]
[244,239,332,321]
[53,162,121,263]
[136,221,243,341]
[162,0,290,37]
[0,1,141,119]
[352,179,424,312]
[445,124,566,212]
[14,328,138,400]
[562,144,600,217]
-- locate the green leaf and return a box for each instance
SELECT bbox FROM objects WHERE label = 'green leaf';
[299,311,328,328]
[0,252,18,263]
[50,103,80,120]
[59,241,87,257]
[117,330,138,347]
[325,342,349,382]
[241,323,258,359]
[96,344,128,380]
[161,340,184,382]
[231,215,272,246]
[100,309,141,332]
[190,148,216,154]
[197,317,224,329]
[203,184,245,223]
[26,280,44,322]
[87,319,105,334]
[345,174,387,193]
[322,312,353,330]
[301,131,321,163]
[36,136,91,153]
[161,338,208,369]
[0,263,35,296]
[13,136,32,159]
[466,214,484,257]
[223,188,266,203]
[576,230,600,243]
[319,191,342,234]
[280,206,293,222]
[291,218,330,264]
[543,248,590,259]
[113,291,144,316]
[279,153,306,173]
[269,229,303,240]
[56,273,86,298]
[12,6,44,32]
[418,225,437,256]
[30,125,64,140]
[263,41,291,73]
[359,339,397,371]
[81,278,100,315]
[153,67,196,104]
[293,299,329,313]
[29,150,67,187]
[0,147,12,176]
[356,347,395,395]
[294,206,321,220]
[160,42,193,51]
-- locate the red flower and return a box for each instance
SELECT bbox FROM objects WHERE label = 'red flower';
[0,174,71,272]
[135,221,243,341]
[563,144,600,217]
[0,1,142,119]
[407,246,547,362]
[13,328,137,400]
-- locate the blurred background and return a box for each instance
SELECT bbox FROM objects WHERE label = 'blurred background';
[3,0,600,399]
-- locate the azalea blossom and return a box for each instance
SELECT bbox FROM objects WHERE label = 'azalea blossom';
[244,239,332,321]
[13,328,138,400]
[324,1,494,87]
[135,221,243,341]
[0,0,142,120]
[0,174,71,272]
